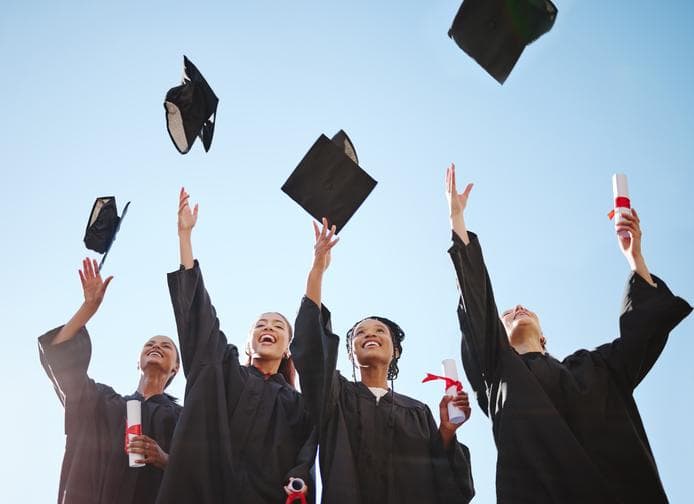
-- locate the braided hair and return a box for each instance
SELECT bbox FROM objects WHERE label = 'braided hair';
[345,316,405,381]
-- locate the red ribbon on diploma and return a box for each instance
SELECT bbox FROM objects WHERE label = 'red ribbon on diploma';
[285,492,307,504]
[422,373,463,392]
[608,196,631,220]
[124,423,142,453]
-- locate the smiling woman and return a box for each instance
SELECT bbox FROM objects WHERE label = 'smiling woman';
[153,188,316,504]
[37,258,182,504]
[290,218,475,504]
[244,312,296,386]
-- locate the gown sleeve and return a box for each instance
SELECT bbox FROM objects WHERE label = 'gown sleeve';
[38,326,101,433]
[291,296,341,430]
[595,272,691,390]
[167,260,238,381]
[448,231,509,414]
[283,427,318,501]
[426,407,475,503]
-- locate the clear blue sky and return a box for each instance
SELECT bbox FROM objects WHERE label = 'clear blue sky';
[2,1,693,502]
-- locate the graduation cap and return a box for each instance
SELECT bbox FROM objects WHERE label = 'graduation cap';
[281,130,376,233]
[164,56,219,154]
[448,0,558,84]
[83,197,130,269]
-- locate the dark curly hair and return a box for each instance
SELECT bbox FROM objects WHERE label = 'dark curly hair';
[346,316,405,381]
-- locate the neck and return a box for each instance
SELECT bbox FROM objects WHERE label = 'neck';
[358,363,389,389]
[251,356,281,376]
[137,370,169,399]
[509,329,544,355]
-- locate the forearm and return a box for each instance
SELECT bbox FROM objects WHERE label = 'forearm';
[629,253,656,287]
[179,230,195,270]
[439,425,456,450]
[451,213,470,246]
[305,267,324,307]
[52,302,98,345]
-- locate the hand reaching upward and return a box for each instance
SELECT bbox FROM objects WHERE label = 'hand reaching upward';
[178,187,198,235]
[445,163,473,245]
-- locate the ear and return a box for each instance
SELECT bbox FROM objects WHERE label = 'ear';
[540,334,547,350]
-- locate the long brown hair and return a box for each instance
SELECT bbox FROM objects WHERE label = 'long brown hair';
[245,312,297,388]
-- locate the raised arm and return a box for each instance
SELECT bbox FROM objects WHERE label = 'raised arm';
[596,208,691,388]
[168,188,231,378]
[446,164,508,414]
[38,258,111,412]
[291,219,340,427]
[178,186,198,270]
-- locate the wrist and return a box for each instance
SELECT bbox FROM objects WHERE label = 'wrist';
[178,228,193,238]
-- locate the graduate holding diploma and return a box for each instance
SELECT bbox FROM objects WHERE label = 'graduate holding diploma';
[38,259,182,504]
[291,219,475,504]
[155,188,316,504]
[445,164,692,503]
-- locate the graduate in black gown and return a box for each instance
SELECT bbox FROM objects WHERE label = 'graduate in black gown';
[155,188,316,504]
[292,218,475,504]
[444,164,693,503]
[39,258,182,504]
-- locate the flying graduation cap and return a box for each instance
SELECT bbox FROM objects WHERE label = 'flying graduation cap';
[164,56,219,154]
[83,197,130,269]
[448,0,558,84]
[282,130,377,233]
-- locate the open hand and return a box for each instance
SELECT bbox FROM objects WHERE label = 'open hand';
[445,163,473,219]
[79,258,113,311]
[178,187,198,234]
[312,218,339,274]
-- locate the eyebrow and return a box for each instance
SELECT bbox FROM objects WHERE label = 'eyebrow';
[257,318,285,326]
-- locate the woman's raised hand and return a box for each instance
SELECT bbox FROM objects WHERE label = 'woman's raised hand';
[445,163,473,245]
[178,187,198,234]
[445,163,473,219]
[79,257,113,311]
[312,218,339,274]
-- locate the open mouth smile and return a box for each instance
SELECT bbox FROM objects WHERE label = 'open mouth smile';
[147,350,164,358]
[259,334,277,344]
[363,340,381,349]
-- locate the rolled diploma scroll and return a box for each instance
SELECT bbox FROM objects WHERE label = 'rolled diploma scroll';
[442,359,466,424]
[126,400,144,468]
[612,173,631,238]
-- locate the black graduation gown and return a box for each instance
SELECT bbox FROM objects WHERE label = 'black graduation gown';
[449,231,692,503]
[291,297,475,504]
[38,327,182,504]
[156,261,316,504]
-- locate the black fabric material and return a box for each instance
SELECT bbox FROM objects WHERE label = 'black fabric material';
[38,327,181,504]
[449,231,692,503]
[155,261,316,504]
[83,197,130,265]
[448,0,558,84]
[291,297,475,504]
[164,56,218,154]
[281,132,376,233]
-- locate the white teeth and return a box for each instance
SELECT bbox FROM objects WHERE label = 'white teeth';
[260,334,276,343]
[364,341,380,349]
[148,351,163,357]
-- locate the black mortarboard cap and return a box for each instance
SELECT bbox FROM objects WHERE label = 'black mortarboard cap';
[281,130,376,233]
[164,56,219,154]
[448,0,558,84]
[83,197,130,269]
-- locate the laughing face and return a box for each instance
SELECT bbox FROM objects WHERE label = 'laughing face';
[139,336,179,378]
[350,318,397,370]
[248,312,291,361]
[501,305,545,349]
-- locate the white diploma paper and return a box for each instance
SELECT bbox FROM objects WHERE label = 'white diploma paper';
[442,359,466,424]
